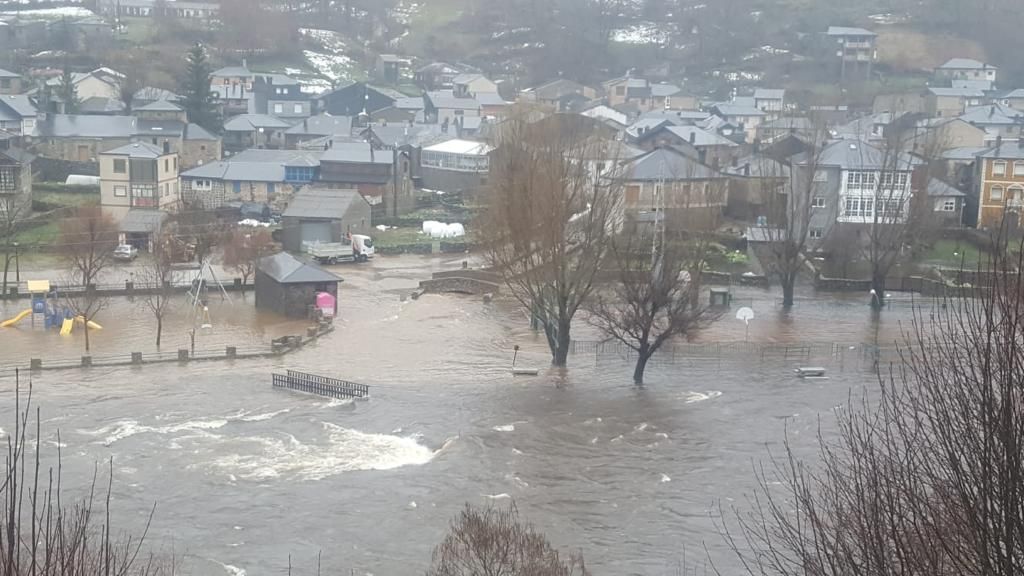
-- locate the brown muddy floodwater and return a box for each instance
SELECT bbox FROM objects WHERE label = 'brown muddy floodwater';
[0,255,932,575]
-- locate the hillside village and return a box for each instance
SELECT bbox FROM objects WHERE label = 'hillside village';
[0,0,1020,284]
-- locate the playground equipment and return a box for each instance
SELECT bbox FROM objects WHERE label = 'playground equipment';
[0,280,101,333]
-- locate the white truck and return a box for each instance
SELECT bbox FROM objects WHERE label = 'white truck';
[304,234,375,264]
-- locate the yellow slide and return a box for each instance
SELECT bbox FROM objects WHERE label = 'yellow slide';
[1,309,32,328]
[59,318,73,336]
[73,316,102,330]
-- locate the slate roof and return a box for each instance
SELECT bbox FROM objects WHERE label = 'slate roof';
[212,66,253,78]
[181,161,285,182]
[721,154,791,178]
[136,99,183,112]
[363,123,448,147]
[230,148,323,166]
[1003,89,1024,99]
[183,123,218,140]
[285,114,352,136]
[960,104,1024,125]
[827,26,876,36]
[282,188,362,220]
[78,97,126,114]
[712,103,766,117]
[38,114,136,138]
[426,90,480,110]
[813,139,921,169]
[928,87,984,98]
[663,125,738,147]
[394,97,425,110]
[978,142,1024,160]
[622,148,721,181]
[938,58,994,70]
[942,146,989,161]
[103,141,165,158]
[257,252,341,284]
[927,178,965,197]
[222,114,291,131]
[0,95,37,117]
[320,142,392,164]
[650,83,681,97]
[133,87,181,102]
[119,209,166,234]
[0,69,18,79]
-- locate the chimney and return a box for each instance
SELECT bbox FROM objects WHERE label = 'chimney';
[752,138,761,153]
[689,131,696,144]
[743,163,750,176]
[441,117,449,133]
[996,135,1003,149]
[370,144,375,162]
[242,58,248,69]
[731,156,738,167]
[990,105,996,118]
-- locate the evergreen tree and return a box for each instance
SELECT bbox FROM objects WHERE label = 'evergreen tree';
[179,43,219,132]
[57,59,79,114]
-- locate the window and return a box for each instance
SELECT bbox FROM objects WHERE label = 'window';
[113,159,126,174]
[615,86,625,96]
[293,104,303,114]
[846,171,877,190]
[174,157,178,170]
[877,199,904,218]
[994,161,1007,177]
[164,158,169,171]
[844,197,873,218]
[812,196,825,208]
[1015,162,1024,177]
[813,171,828,182]
[267,182,275,194]
[273,103,283,114]
[0,79,10,90]
[941,199,957,212]
[113,185,127,197]
[809,228,824,239]
[991,185,1005,201]
[1009,185,1024,206]
[233,181,242,193]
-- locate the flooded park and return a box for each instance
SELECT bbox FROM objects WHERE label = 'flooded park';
[0,254,931,575]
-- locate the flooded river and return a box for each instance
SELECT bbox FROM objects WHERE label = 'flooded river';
[0,256,925,575]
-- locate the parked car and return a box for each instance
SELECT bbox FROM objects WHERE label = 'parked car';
[112,244,138,262]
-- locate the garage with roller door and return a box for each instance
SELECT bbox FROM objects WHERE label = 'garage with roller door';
[281,187,372,253]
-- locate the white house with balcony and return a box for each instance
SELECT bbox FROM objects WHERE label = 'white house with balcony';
[794,139,922,246]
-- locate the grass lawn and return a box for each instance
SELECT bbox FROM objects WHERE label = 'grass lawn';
[35,191,100,208]
[374,227,432,248]
[400,0,480,57]
[921,239,986,269]
[15,222,60,247]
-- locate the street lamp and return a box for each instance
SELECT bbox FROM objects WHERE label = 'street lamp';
[12,241,19,283]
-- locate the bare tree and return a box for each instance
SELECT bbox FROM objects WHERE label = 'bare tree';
[1,373,174,575]
[719,243,1024,576]
[139,234,175,348]
[59,206,117,352]
[586,227,721,384]
[480,113,621,366]
[221,227,277,288]
[0,195,29,295]
[427,504,587,576]
[756,125,829,308]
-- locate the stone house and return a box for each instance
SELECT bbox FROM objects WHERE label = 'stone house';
[255,252,341,319]
[974,141,1024,228]
[280,187,372,252]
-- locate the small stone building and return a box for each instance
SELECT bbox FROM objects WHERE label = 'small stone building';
[255,252,342,318]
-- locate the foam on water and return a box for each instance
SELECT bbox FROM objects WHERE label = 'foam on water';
[239,409,290,422]
[683,390,722,404]
[81,417,231,446]
[492,424,515,432]
[211,423,450,481]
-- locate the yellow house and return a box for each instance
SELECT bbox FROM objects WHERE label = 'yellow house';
[99,142,179,222]
[976,143,1024,229]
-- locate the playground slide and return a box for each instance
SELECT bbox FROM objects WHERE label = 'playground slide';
[73,316,103,330]
[1,309,32,328]
[59,318,73,336]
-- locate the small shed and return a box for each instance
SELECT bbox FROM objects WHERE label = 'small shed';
[281,187,372,253]
[255,252,343,318]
